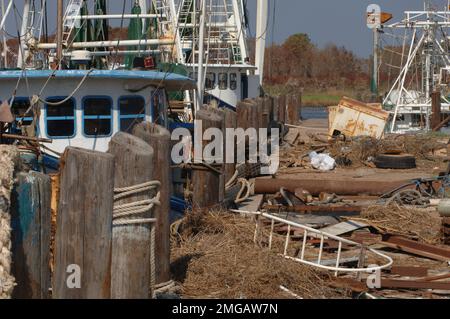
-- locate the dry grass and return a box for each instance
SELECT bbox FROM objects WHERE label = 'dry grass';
[170,210,350,299]
[329,134,447,168]
[349,205,443,244]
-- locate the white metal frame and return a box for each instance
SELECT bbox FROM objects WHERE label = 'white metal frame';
[231,209,393,276]
[382,2,450,133]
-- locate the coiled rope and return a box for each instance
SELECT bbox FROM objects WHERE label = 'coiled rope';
[113,180,161,298]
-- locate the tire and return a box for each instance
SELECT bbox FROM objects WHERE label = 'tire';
[374,154,416,169]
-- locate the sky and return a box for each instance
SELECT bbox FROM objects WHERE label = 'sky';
[3,0,449,58]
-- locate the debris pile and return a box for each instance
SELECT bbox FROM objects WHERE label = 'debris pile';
[348,205,442,244]
[0,145,19,298]
[171,210,350,299]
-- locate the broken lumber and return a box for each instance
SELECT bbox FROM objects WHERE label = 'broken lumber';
[380,278,450,290]
[382,234,450,262]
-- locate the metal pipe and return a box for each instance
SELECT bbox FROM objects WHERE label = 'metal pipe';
[64,50,161,57]
[254,178,413,196]
[37,38,174,49]
[65,14,164,20]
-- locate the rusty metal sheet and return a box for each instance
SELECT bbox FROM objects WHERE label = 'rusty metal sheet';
[328,97,389,139]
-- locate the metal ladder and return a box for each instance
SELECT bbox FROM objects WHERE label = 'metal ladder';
[62,0,83,45]
[178,0,194,37]
[232,209,393,276]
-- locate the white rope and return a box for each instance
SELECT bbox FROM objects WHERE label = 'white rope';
[113,180,161,225]
[113,179,161,299]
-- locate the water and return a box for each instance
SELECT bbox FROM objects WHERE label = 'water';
[301,106,328,120]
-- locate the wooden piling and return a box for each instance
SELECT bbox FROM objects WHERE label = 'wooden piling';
[53,147,114,299]
[223,108,237,184]
[278,95,287,124]
[132,123,171,285]
[286,94,300,125]
[432,90,442,131]
[108,132,154,299]
[262,97,273,129]
[202,105,227,201]
[192,108,223,208]
[11,171,51,299]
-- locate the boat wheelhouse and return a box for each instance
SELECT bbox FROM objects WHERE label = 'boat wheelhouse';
[0,69,195,156]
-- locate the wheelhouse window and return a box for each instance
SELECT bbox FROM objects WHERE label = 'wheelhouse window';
[119,95,145,133]
[205,73,216,90]
[218,73,228,90]
[83,97,112,137]
[230,73,237,90]
[10,97,33,125]
[45,97,75,138]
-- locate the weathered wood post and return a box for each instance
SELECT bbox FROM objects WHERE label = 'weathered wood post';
[223,108,237,184]
[11,171,51,299]
[202,105,227,202]
[53,147,114,299]
[192,108,223,208]
[262,97,273,129]
[278,95,287,124]
[108,132,155,298]
[132,123,171,286]
[286,94,300,125]
[432,90,442,131]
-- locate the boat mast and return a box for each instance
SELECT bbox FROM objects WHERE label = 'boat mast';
[57,0,63,69]
[255,0,268,87]
[196,0,207,110]
[17,0,31,69]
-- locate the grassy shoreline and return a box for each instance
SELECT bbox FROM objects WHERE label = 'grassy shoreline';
[264,85,372,107]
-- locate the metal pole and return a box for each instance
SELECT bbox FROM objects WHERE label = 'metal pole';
[1,0,9,68]
[255,0,268,86]
[371,28,379,97]
[17,0,30,69]
[196,0,206,110]
[56,0,63,69]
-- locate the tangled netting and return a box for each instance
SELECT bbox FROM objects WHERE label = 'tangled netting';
[0,146,18,298]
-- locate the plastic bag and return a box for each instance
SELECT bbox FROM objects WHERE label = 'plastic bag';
[308,151,336,171]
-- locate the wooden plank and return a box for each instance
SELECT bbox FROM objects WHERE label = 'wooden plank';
[380,278,450,290]
[53,147,114,299]
[108,132,154,299]
[390,266,429,277]
[132,123,171,285]
[382,235,450,262]
[238,194,264,212]
[11,172,51,299]
[318,220,369,236]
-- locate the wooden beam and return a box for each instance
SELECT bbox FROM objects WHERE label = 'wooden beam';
[382,234,450,262]
[380,278,450,290]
